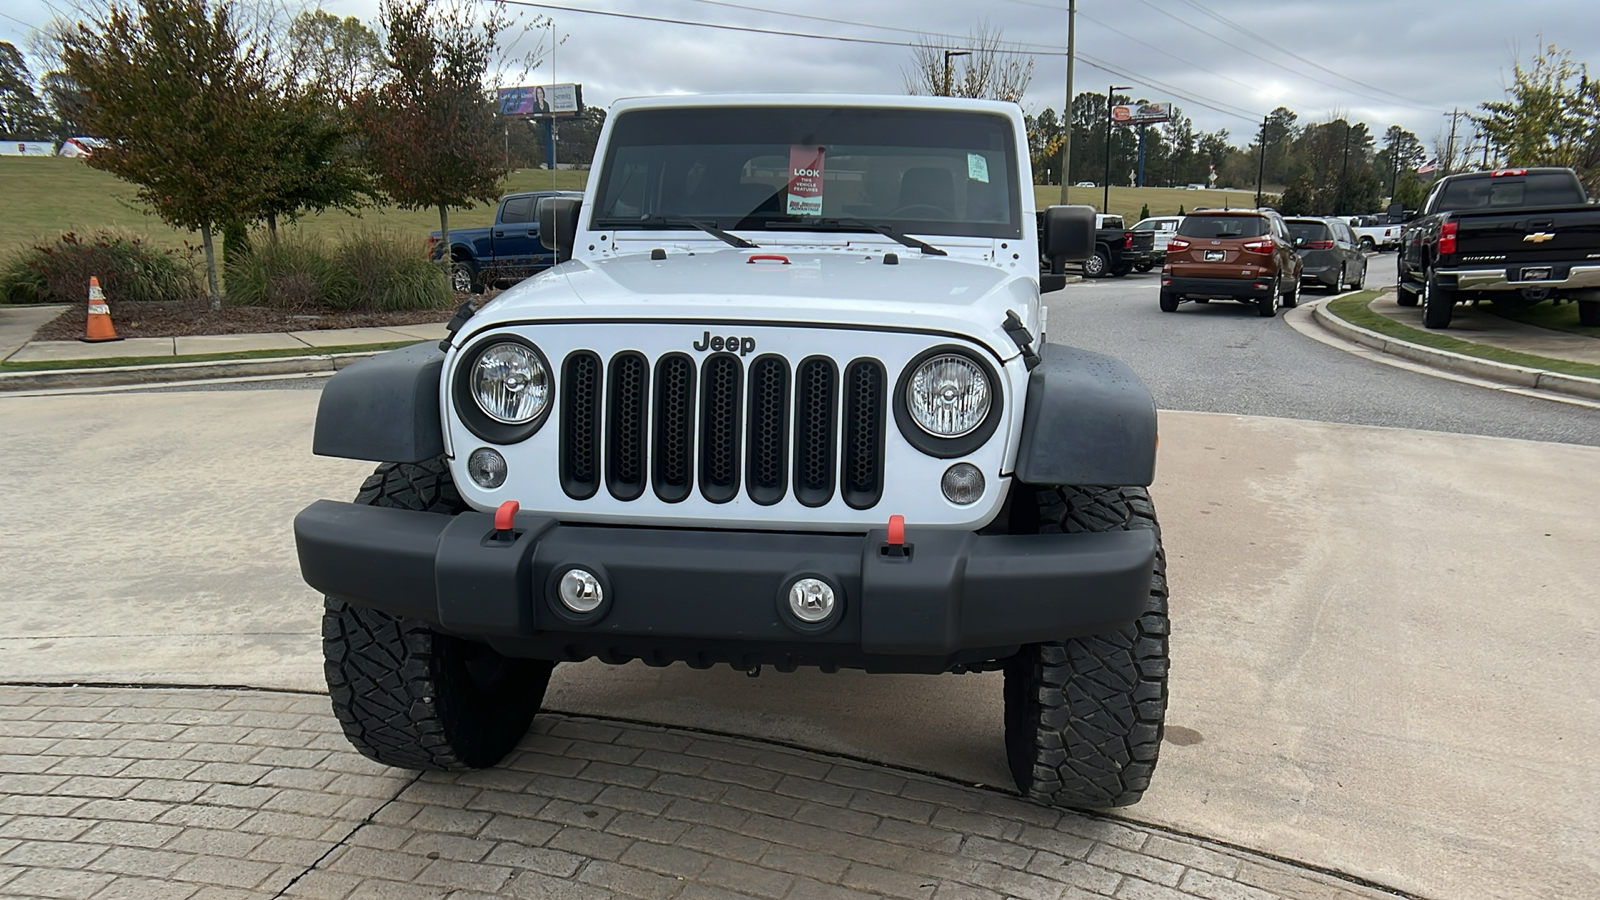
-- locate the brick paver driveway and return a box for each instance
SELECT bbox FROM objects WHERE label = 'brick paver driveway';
[0,686,1401,900]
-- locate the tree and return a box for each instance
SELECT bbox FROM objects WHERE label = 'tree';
[356,0,510,264]
[1026,107,1064,184]
[61,0,280,307]
[40,70,90,139]
[1475,43,1600,190]
[903,22,1033,103]
[0,42,50,137]
[287,11,383,105]
[1376,125,1426,197]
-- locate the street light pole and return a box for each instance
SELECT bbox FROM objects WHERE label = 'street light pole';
[943,49,970,96]
[1103,84,1131,213]
[1057,0,1076,205]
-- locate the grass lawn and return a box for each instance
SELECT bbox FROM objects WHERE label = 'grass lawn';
[1325,292,1600,381]
[0,156,591,256]
[2,155,1257,258]
[1481,299,1600,339]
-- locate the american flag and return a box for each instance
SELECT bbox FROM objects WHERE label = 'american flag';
[1416,159,1437,175]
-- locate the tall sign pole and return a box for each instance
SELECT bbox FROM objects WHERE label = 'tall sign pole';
[1057,0,1076,205]
[1103,85,1130,213]
[1255,115,1268,208]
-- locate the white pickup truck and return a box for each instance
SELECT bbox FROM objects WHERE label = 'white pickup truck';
[294,94,1170,810]
[1342,215,1402,252]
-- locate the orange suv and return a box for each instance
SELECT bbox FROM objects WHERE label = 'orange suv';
[1159,209,1303,317]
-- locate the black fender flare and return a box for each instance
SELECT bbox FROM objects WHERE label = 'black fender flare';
[312,342,446,463]
[1012,343,1157,487]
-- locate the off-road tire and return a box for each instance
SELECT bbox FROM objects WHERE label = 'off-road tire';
[1577,300,1600,327]
[1395,281,1420,307]
[1422,269,1456,329]
[1158,291,1180,312]
[1257,277,1278,317]
[324,458,555,771]
[1004,486,1169,809]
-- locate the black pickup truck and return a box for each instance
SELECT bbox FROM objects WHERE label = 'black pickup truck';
[1396,167,1600,328]
[1038,210,1153,279]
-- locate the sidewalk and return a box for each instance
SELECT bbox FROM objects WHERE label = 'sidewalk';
[0,307,451,390]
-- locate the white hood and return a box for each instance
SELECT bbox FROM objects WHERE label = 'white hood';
[459,245,1040,360]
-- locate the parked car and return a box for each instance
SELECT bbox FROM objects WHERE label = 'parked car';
[1159,209,1303,316]
[429,190,584,292]
[1397,166,1600,328]
[1075,181,1097,187]
[1287,217,1367,292]
[1340,215,1402,252]
[1129,215,1183,272]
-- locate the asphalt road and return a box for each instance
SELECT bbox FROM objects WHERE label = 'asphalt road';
[1046,259,1600,447]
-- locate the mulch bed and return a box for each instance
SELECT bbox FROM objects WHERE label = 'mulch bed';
[31,294,494,342]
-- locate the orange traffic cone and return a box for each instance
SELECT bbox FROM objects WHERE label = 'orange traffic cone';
[82,276,122,343]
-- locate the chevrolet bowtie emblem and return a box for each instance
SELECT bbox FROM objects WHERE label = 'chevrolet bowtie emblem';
[1523,232,1555,243]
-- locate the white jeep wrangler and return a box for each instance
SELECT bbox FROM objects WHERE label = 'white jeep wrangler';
[295,95,1169,809]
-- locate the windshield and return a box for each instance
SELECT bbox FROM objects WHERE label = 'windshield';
[1287,221,1329,241]
[591,106,1021,239]
[1177,215,1268,238]
[1437,172,1586,210]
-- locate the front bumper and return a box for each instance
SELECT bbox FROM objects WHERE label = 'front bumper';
[294,500,1158,674]
[1162,274,1276,299]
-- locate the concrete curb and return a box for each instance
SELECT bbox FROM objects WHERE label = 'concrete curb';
[0,349,384,392]
[1313,299,1600,402]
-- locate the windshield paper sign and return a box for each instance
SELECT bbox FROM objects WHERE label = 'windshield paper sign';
[787,146,825,216]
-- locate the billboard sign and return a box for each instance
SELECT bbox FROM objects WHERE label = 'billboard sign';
[0,141,55,156]
[1112,102,1173,126]
[497,83,584,118]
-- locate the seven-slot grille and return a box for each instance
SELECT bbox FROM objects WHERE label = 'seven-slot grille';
[559,351,886,508]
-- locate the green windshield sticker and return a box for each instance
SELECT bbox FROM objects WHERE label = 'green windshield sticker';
[967,153,990,184]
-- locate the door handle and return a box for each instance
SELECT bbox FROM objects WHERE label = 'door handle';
[527,229,537,236]
[494,230,505,237]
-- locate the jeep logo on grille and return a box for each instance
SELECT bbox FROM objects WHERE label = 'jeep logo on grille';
[693,331,757,356]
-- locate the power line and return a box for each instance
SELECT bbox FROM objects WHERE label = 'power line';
[1164,0,1427,109]
[499,1,1265,123]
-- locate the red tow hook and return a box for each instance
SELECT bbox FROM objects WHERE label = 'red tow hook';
[882,514,911,559]
[494,500,520,541]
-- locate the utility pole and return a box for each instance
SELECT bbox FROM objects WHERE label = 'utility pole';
[1254,115,1268,208]
[1104,84,1131,213]
[943,49,971,97]
[1443,108,1463,177]
[1338,122,1351,215]
[1057,0,1076,205]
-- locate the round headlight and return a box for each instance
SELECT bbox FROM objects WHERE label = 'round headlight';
[472,342,549,424]
[906,354,991,437]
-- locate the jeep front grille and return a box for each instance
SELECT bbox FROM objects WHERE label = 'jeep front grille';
[558,351,886,508]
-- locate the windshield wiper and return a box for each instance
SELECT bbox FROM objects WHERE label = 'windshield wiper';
[771,217,948,257]
[629,215,760,249]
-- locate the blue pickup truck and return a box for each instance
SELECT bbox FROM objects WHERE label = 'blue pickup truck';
[429,190,583,292]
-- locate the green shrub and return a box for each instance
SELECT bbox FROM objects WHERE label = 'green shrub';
[336,230,451,311]
[0,229,203,304]
[225,230,448,311]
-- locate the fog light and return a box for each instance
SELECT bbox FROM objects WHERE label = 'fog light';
[467,448,507,488]
[558,569,604,613]
[787,578,835,623]
[941,463,985,504]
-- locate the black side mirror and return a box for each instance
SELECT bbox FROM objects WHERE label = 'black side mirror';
[1041,273,1067,293]
[539,198,583,261]
[1041,205,1096,275]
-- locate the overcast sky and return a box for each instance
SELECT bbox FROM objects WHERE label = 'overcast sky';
[4,0,1597,152]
